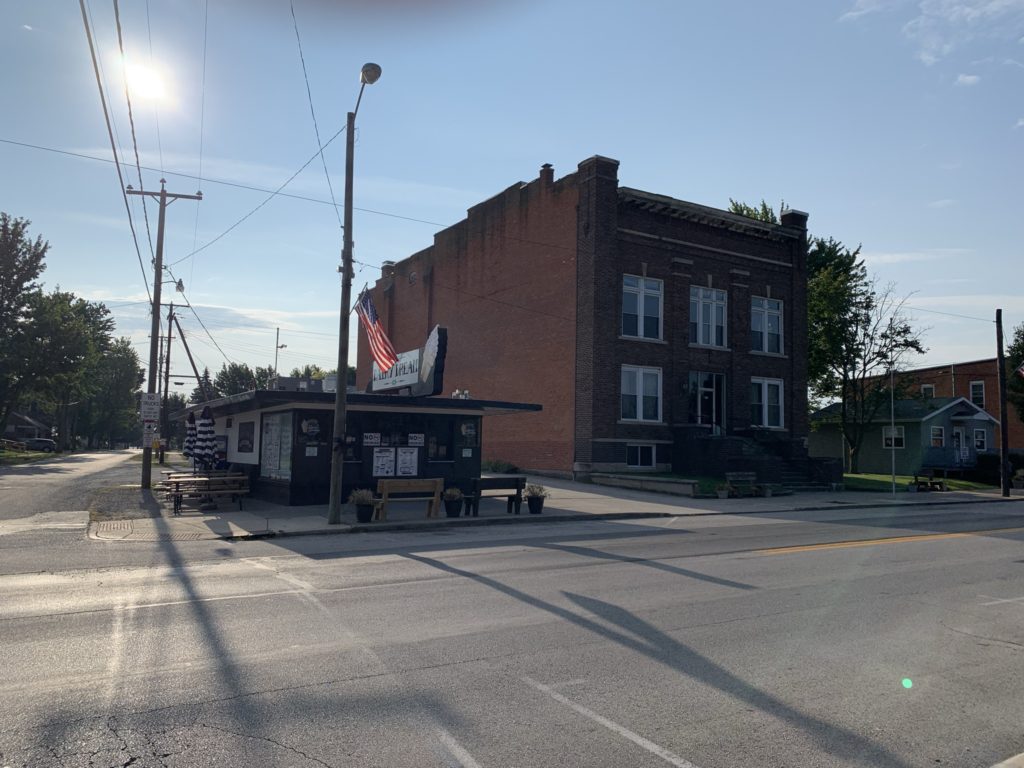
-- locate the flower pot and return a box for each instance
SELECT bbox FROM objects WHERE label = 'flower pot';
[527,496,544,514]
[716,490,730,499]
[355,504,374,524]
[444,498,463,517]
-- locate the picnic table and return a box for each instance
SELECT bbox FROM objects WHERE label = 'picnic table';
[159,472,250,515]
[465,475,527,517]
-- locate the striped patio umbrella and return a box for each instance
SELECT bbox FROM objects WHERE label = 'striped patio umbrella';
[182,413,196,459]
[193,407,216,469]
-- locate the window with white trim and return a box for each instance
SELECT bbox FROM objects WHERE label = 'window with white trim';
[627,444,655,468]
[970,381,985,408]
[622,275,663,340]
[750,378,784,428]
[921,384,935,398]
[974,429,987,451]
[621,366,662,422]
[751,297,783,354]
[689,286,727,348]
[883,425,905,449]
[930,426,945,447]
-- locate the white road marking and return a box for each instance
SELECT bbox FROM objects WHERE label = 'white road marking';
[523,677,701,768]
[437,727,484,768]
[979,594,1024,606]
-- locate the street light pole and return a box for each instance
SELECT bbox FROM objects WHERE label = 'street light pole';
[328,63,381,525]
[274,327,286,385]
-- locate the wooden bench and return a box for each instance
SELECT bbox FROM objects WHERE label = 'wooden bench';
[724,471,758,497]
[465,476,527,517]
[159,473,250,515]
[913,470,947,492]
[373,478,443,521]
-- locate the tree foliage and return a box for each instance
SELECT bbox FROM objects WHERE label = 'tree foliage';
[289,364,327,380]
[0,214,49,433]
[728,198,782,225]
[1008,322,1024,426]
[190,367,219,404]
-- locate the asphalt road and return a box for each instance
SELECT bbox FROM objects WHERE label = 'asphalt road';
[2,453,1024,767]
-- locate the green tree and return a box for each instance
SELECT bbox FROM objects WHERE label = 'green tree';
[0,213,49,434]
[79,338,143,447]
[164,392,188,448]
[215,362,257,396]
[190,367,219,404]
[289,364,326,380]
[1007,322,1024,426]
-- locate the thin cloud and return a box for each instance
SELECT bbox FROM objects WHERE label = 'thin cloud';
[1015,117,1024,128]
[927,198,955,208]
[954,73,981,85]
[901,0,1024,65]
[862,247,969,265]
[22,24,33,31]
[839,0,892,22]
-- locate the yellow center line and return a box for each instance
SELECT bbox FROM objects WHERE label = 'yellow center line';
[758,525,1024,555]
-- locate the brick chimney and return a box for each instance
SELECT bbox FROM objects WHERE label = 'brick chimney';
[539,163,554,186]
[780,209,808,230]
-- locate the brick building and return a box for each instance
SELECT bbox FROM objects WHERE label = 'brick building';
[896,358,1024,451]
[357,156,812,479]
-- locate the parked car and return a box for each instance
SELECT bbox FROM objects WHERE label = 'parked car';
[24,438,56,452]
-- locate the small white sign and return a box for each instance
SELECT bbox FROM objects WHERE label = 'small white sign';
[140,393,161,421]
[372,349,420,391]
[462,448,473,458]
[373,447,395,476]
[397,447,418,476]
[305,446,318,457]
[363,432,381,446]
[408,433,425,447]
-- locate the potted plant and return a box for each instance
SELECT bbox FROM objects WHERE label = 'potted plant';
[524,483,547,514]
[443,487,464,517]
[715,483,732,500]
[348,488,375,524]
[1013,470,1024,490]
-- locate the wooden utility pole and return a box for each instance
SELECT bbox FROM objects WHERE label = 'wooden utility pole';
[996,309,1010,497]
[160,302,174,463]
[127,179,201,489]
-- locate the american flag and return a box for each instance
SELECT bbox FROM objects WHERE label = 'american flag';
[355,290,398,372]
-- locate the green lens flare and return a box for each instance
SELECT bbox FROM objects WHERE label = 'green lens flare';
[902,678,913,689]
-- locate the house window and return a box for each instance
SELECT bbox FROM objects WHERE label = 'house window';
[931,426,945,447]
[970,381,985,408]
[621,366,662,422]
[750,378,784,428]
[751,297,783,354]
[974,429,987,451]
[689,286,727,348]
[688,372,725,434]
[883,425,905,449]
[627,444,655,468]
[921,384,935,398]
[622,275,663,340]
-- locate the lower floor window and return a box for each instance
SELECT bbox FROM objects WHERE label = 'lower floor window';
[750,378,783,428]
[627,444,655,468]
[930,426,945,447]
[974,429,987,451]
[883,425,905,449]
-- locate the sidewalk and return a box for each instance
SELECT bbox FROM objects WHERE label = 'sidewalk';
[88,472,1024,542]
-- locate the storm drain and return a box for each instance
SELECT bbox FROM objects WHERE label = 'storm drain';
[127,532,205,541]
[97,521,133,532]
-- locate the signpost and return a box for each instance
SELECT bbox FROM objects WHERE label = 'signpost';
[140,393,161,449]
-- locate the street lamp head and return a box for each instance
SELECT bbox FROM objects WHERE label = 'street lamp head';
[360,63,382,85]
[175,279,185,293]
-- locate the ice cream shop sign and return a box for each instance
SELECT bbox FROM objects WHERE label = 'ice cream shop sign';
[371,325,447,397]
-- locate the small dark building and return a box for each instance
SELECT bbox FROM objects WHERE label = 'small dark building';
[175,390,539,505]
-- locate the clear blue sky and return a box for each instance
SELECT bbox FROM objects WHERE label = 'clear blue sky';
[2,0,1022,386]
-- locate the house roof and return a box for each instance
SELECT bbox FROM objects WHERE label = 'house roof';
[812,396,997,424]
[170,390,542,421]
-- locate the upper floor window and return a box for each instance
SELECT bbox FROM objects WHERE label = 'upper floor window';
[751,297,783,354]
[690,287,727,348]
[921,384,935,398]
[621,366,662,422]
[750,377,783,428]
[970,381,985,408]
[621,275,662,340]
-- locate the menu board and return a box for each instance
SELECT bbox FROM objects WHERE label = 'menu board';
[397,447,418,476]
[372,447,395,477]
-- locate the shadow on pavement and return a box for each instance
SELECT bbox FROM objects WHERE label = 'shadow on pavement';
[404,552,915,768]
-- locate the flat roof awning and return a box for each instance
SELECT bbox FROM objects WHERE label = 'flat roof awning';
[170,390,542,420]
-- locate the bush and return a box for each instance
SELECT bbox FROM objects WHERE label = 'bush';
[482,458,519,473]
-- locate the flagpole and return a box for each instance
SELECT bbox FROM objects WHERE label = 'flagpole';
[996,308,1010,498]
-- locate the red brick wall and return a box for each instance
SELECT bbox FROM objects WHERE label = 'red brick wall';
[356,166,580,472]
[899,359,1024,451]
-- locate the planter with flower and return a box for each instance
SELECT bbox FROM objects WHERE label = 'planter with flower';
[524,483,548,514]
[349,488,376,523]
[443,487,464,517]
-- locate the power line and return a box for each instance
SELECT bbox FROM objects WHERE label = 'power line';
[0,138,449,228]
[904,305,995,324]
[77,0,152,305]
[167,122,352,268]
[164,266,233,365]
[112,0,155,260]
[290,0,342,230]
